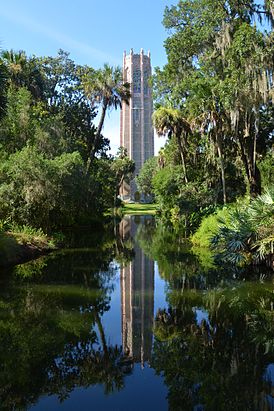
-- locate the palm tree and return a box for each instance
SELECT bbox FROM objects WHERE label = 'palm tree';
[211,188,274,267]
[157,148,166,169]
[2,50,45,100]
[0,58,7,120]
[111,147,135,207]
[153,107,191,183]
[193,106,228,204]
[1,49,27,88]
[82,64,130,171]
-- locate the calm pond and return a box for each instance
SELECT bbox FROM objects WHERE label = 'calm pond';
[1,215,274,411]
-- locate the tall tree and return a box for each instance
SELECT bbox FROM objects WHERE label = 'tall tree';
[2,49,45,100]
[0,58,7,120]
[186,79,230,204]
[82,64,130,171]
[153,107,191,183]
[111,147,135,207]
[41,49,81,106]
[154,0,274,197]
[1,49,27,87]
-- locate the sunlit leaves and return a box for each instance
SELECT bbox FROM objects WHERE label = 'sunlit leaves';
[211,190,274,265]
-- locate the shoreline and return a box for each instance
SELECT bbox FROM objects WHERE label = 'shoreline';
[0,243,54,268]
[0,231,57,268]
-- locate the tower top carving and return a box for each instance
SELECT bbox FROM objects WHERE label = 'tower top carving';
[123,48,151,58]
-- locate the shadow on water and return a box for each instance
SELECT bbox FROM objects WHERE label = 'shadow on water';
[0,215,273,410]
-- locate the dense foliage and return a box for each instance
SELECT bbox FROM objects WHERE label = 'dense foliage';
[0,225,129,409]
[212,189,274,267]
[136,1,274,227]
[0,49,133,230]
[140,0,274,276]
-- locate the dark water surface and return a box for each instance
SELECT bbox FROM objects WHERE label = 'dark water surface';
[1,216,274,411]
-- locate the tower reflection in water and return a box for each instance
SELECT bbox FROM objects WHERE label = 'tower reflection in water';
[119,216,154,368]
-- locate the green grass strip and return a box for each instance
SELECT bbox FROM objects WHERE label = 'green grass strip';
[121,203,158,215]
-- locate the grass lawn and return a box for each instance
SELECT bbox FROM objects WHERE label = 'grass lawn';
[121,203,158,215]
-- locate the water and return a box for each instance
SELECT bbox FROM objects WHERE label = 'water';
[0,215,274,411]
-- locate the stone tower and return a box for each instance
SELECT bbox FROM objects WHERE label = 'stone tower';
[120,48,154,200]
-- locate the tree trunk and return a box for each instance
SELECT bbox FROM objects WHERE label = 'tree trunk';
[249,163,261,197]
[250,107,261,196]
[238,132,261,197]
[216,137,227,204]
[114,174,124,210]
[94,311,108,357]
[176,134,188,184]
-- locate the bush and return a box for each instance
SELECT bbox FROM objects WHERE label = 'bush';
[0,146,87,229]
[136,156,158,197]
[211,189,274,267]
[259,150,274,190]
[192,189,274,269]
[191,206,232,248]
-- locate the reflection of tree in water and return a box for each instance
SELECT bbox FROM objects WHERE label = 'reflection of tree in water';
[12,223,118,286]
[152,283,274,411]
[114,217,135,265]
[46,307,126,402]
[0,283,131,410]
[134,217,274,410]
[137,220,274,290]
[137,220,221,292]
[2,217,274,410]
[0,225,133,410]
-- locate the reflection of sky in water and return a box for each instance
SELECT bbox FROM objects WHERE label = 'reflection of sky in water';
[99,269,121,347]
[30,246,169,410]
[154,262,168,314]
[264,363,274,383]
[32,366,168,411]
[20,216,274,411]
[264,363,274,408]
[195,308,209,325]
[265,395,274,409]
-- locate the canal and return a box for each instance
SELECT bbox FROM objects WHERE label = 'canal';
[1,215,274,410]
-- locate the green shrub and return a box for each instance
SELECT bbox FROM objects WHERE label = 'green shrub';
[212,188,274,266]
[191,206,232,248]
[259,150,274,190]
[0,146,88,229]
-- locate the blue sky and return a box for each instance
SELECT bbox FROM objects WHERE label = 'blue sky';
[0,0,173,154]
